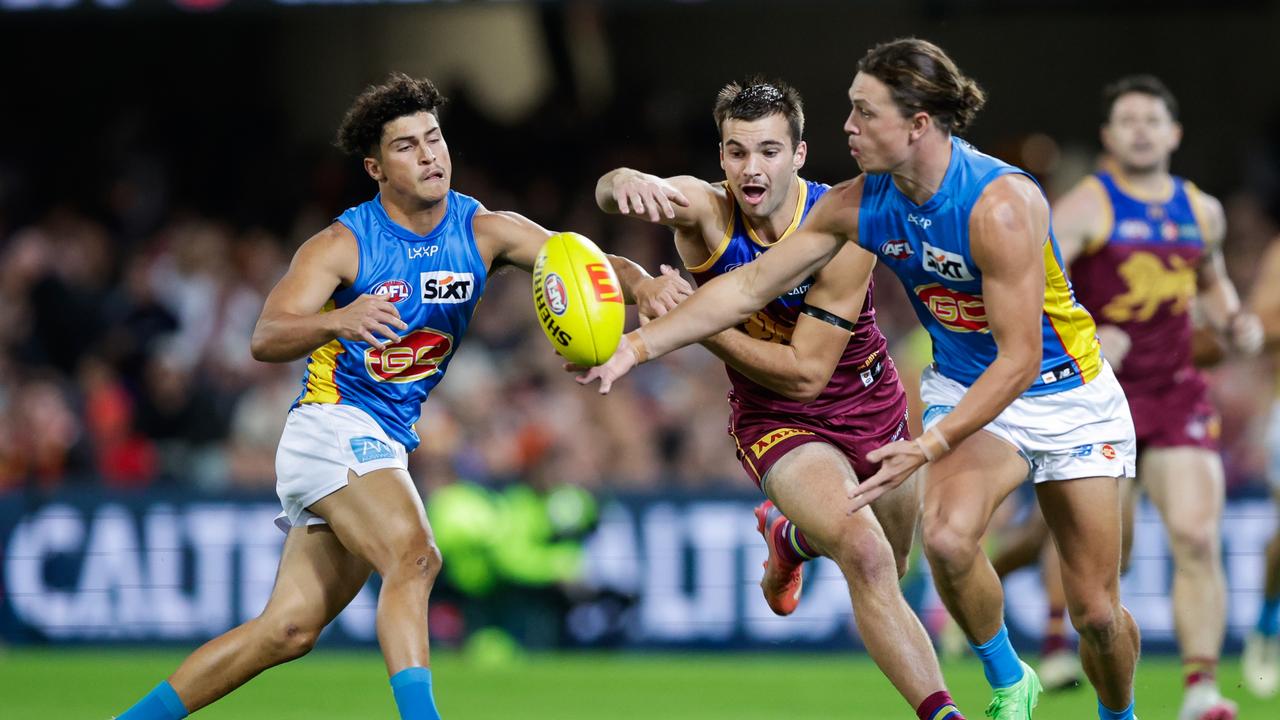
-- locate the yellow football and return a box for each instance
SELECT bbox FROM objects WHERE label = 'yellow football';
[532,232,625,366]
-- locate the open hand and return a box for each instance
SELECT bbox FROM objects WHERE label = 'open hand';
[849,440,928,513]
[569,335,639,394]
[332,294,409,349]
[612,173,691,222]
[634,264,692,319]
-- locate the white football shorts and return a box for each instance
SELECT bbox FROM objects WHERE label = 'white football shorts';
[920,361,1136,484]
[273,403,409,533]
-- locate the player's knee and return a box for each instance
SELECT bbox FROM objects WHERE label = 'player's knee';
[1168,522,1218,565]
[392,539,443,586]
[261,618,322,662]
[1069,598,1119,645]
[921,517,981,574]
[831,529,896,589]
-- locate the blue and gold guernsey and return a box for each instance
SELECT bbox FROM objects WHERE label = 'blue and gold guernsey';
[859,137,1102,396]
[689,178,896,416]
[294,191,487,452]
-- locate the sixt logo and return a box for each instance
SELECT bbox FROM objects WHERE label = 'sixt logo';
[544,273,569,316]
[421,271,475,304]
[880,239,915,260]
[922,242,974,281]
[407,245,439,260]
[364,328,454,383]
[907,213,932,230]
[372,279,411,303]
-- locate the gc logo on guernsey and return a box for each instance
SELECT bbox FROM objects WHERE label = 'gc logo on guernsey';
[363,329,454,383]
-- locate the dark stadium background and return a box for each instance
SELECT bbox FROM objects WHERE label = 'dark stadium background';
[1,1,1278,718]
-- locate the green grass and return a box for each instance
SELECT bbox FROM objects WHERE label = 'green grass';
[1,648,1270,719]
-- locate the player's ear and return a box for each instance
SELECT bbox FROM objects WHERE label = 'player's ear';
[364,156,384,183]
[909,112,931,142]
[1170,122,1183,152]
[718,142,726,172]
[793,140,808,170]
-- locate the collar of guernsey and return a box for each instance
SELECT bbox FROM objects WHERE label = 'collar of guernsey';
[293,190,487,452]
[857,136,1101,396]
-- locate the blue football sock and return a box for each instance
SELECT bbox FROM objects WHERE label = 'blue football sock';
[117,680,189,720]
[970,624,1025,689]
[1258,596,1280,636]
[391,666,441,720]
[1098,698,1135,720]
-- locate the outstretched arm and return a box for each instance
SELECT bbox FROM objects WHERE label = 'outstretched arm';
[854,175,1047,509]
[576,180,862,393]
[699,239,874,402]
[475,210,691,316]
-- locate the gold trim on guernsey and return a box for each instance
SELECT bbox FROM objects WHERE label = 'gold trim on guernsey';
[1110,170,1175,204]
[1182,180,1215,247]
[300,300,344,404]
[746,177,807,247]
[1042,240,1103,383]
[685,191,737,273]
[1082,175,1114,256]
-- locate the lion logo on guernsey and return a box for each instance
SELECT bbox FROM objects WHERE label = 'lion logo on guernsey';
[364,328,454,383]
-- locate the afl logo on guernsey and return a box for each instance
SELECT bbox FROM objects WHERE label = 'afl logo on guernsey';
[372,280,411,303]
[879,239,915,261]
[364,328,454,383]
[544,273,569,315]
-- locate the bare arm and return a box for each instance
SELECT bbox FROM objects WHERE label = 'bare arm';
[577,179,861,392]
[595,169,713,227]
[853,175,1047,509]
[251,223,408,362]
[476,209,691,313]
[1051,176,1110,267]
[1192,189,1262,354]
[700,231,874,402]
[931,175,1048,448]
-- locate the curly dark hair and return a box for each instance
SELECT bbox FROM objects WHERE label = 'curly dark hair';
[713,77,805,147]
[335,73,448,157]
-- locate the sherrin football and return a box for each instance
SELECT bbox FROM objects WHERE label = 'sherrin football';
[532,232,625,367]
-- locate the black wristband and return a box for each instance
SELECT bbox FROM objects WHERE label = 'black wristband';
[801,304,855,332]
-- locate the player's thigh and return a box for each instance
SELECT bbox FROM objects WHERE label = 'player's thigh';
[763,441,889,558]
[1140,446,1225,540]
[870,468,920,565]
[921,429,1029,545]
[261,524,372,629]
[308,466,437,573]
[1035,475,1123,600]
[1118,475,1139,573]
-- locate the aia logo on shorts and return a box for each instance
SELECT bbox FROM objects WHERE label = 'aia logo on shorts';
[372,280,411,303]
[544,273,569,315]
[914,283,988,333]
[750,427,814,459]
[880,239,915,261]
[364,328,454,383]
[1100,444,1117,460]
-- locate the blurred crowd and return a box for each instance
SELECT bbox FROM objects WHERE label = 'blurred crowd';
[0,92,1277,500]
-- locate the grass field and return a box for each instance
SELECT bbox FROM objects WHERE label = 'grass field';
[3,648,1272,719]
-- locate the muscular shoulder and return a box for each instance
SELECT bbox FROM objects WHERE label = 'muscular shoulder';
[1185,182,1226,246]
[295,221,359,284]
[972,174,1047,232]
[803,176,864,239]
[471,207,552,270]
